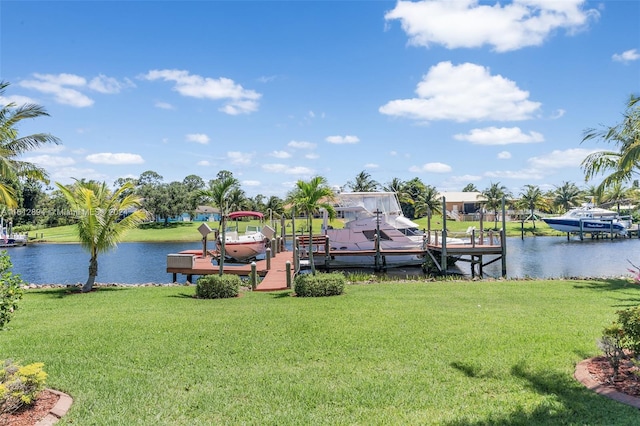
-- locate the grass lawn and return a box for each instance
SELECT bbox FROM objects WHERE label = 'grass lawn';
[2,279,639,424]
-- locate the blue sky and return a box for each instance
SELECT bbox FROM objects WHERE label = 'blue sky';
[1,0,639,198]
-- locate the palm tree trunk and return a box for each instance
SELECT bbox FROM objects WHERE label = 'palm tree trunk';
[219,216,226,276]
[83,255,98,292]
[309,215,315,275]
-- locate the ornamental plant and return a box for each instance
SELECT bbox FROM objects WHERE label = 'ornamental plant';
[294,272,346,297]
[0,360,47,413]
[0,251,24,330]
[195,274,240,299]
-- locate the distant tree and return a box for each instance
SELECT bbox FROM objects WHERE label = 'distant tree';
[553,181,582,213]
[182,174,205,193]
[583,184,603,205]
[399,177,427,219]
[383,177,405,194]
[15,178,45,225]
[346,170,379,192]
[602,182,638,212]
[286,176,335,275]
[481,182,512,229]
[165,182,192,221]
[581,94,640,193]
[0,81,61,207]
[198,174,240,275]
[227,187,248,212]
[462,183,478,192]
[137,170,163,186]
[56,180,148,292]
[414,184,442,219]
[265,195,285,216]
[516,185,549,229]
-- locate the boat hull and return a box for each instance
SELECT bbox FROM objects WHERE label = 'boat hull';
[543,218,627,234]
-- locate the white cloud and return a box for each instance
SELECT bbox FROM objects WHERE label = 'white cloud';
[22,155,75,167]
[454,127,544,145]
[262,163,315,175]
[288,140,316,149]
[326,135,360,144]
[385,0,598,52]
[141,69,261,115]
[305,153,319,160]
[527,148,598,169]
[612,48,640,63]
[450,174,482,182]
[51,167,108,183]
[186,133,210,144]
[85,152,144,165]
[270,150,291,159]
[364,163,379,169]
[497,151,512,159]
[380,62,541,122]
[19,73,93,107]
[88,74,134,94]
[409,162,452,173]
[242,180,261,187]
[154,101,174,110]
[227,151,253,165]
[550,109,566,119]
[32,145,66,154]
[484,169,544,180]
[197,160,210,166]
[0,94,38,106]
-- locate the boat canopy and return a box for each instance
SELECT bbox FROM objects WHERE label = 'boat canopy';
[228,211,264,220]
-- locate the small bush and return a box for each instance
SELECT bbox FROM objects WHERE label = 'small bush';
[0,251,25,330]
[598,324,626,380]
[196,274,240,299]
[0,360,47,414]
[294,272,346,297]
[615,306,640,356]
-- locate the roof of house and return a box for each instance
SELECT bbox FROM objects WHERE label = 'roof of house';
[438,192,486,203]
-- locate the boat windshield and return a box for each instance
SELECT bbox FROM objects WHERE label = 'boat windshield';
[336,192,403,221]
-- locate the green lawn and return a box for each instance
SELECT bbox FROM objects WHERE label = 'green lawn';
[2,280,639,424]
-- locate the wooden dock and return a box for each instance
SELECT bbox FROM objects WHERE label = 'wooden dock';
[166,249,294,291]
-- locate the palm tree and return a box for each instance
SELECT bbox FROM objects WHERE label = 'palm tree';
[198,175,240,275]
[552,181,582,213]
[516,185,549,229]
[346,170,379,192]
[601,181,638,212]
[462,183,478,192]
[0,81,60,207]
[286,176,336,275]
[56,180,148,292]
[414,184,442,219]
[481,182,512,229]
[581,95,640,193]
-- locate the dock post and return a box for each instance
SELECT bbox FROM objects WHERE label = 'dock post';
[266,248,271,270]
[294,237,299,272]
[579,219,584,241]
[250,262,257,290]
[501,196,507,278]
[172,273,177,283]
[286,261,292,289]
[324,236,330,267]
[272,238,278,255]
[441,197,448,275]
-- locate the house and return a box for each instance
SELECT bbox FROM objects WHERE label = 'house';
[438,192,486,221]
[193,205,220,222]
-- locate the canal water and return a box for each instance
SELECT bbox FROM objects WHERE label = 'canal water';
[5,237,639,285]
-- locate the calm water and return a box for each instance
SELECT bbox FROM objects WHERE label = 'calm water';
[5,237,640,284]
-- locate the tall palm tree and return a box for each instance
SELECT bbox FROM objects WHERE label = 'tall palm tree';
[481,182,512,229]
[56,180,148,292]
[0,81,60,207]
[346,170,379,192]
[516,185,549,229]
[581,94,640,193]
[552,181,582,213]
[414,184,441,219]
[286,176,336,275]
[602,181,638,212]
[198,175,240,275]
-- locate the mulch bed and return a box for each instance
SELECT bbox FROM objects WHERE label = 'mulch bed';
[587,355,640,397]
[0,389,59,426]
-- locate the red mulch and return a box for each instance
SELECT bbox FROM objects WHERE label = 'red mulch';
[587,355,640,397]
[0,389,59,426]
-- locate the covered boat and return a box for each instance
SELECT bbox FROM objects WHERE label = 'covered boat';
[542,204,630,236]
[220,211,275,262]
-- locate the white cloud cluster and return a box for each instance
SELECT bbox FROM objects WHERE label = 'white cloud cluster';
[612,49,640,63]
[227,151,253,165]
[18,73,133,107]
[22,154,75,167]
[326,135,359,144]
[385,0,598,52]
[86,152,144,165]
[262,164,315,175]
[142,69,261,115]
[409,162,452,173]
[454,127,544,145]
[186,133,210,145]
[270,150,291,159]
[288,140,316,149]
[379,62,541,122]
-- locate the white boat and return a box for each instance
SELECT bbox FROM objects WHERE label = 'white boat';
[220,211,275,262]
[320,192,459,268]
[0,219,27,247]
[542,204,630,236]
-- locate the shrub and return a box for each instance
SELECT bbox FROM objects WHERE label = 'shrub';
[0,360,47,414]
[615,306,640,356]
[598,324,626,380]
[196,274,240,299]
[294,272,346,297]
[0,251,25,330]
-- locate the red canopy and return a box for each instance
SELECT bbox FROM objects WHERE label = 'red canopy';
[228,211,264,220]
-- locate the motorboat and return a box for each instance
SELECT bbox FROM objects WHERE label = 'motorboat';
[0,219,27,247]
[319,192,460,268]
[219,211,275,262]
[542,204,630,236]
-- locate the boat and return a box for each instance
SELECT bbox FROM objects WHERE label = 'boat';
[542,204,631,236]
[218,211,275,262]
[0,219,27,247]
[319,192,461,268]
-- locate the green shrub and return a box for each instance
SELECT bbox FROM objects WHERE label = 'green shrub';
[0,251,25,330]
[615,306,640,356]
[598,324,626,380]
[195,274,240,299]
[0,360,47,414]
[294,272,346,297]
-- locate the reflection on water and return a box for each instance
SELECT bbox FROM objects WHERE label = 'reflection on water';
[5,237,639,284]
